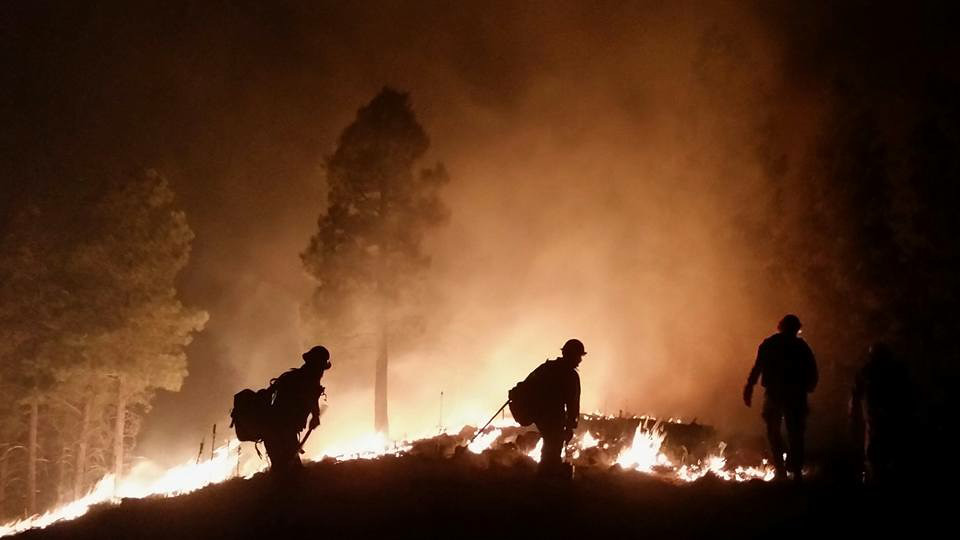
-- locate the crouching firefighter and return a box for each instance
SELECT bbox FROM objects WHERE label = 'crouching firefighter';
[509,339,584,478]
[230,345,332,475]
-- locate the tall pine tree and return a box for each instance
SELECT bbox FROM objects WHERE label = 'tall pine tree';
[301,88,448,435]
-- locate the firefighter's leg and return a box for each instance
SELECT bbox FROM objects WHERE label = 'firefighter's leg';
[288,431,304,469]
[865,419,891,484]
[265,429,301,474]
[263,434,282,470]
[784,406,807,480]
[762,399,786,477]
[535,420,564,475]
[864,419,878,483]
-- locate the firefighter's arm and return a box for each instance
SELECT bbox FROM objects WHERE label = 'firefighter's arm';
[565,375,581,431]
[308,391,322,429]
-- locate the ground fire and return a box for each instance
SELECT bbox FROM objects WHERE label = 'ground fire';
[0,413,774,537]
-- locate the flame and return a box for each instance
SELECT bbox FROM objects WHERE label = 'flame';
[572,430,599,458]
[0,440,252,538]
[309,432,411,461]
[610,426,774,483]
[119,441,254,497]
[615,422,672,471]
[1,418,776,537]
[579,431,599,449]
[466,428,502,454]
[527,438,544,462]
[0,476,116,536]
[0,433,414,538]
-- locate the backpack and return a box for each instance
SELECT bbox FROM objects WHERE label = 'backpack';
[230,388,272,442]
[509,359,568,426]
[508,380,536,426]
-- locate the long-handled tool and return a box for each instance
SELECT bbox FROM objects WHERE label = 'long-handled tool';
[468,400,511,444]
[297,425,316,454]
[298,403,327,453]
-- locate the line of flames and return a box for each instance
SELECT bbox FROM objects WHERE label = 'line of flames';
[0,421,772,537]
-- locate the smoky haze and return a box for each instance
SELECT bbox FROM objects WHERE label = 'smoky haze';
[4,1,831,463]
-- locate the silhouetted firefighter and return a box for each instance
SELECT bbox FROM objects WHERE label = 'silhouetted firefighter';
[509,339,584,479]
[231,345,332,474]
[743,315,817,483]
[850,342,912,484]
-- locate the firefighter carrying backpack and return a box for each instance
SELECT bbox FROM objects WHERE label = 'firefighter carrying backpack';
[231,368,325,442]
[230,369,297,443]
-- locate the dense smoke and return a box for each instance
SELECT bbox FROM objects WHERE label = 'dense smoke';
[3,0,956,469]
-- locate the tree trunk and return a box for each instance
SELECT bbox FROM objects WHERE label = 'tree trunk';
[27,396,38,515]
[374,299,389,436]
[74,397,91,499]
[1,447,8,514]
[113,377,125,494]
[56,444,67,504]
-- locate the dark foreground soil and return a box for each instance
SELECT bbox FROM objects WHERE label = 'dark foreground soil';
[15,455,946,539]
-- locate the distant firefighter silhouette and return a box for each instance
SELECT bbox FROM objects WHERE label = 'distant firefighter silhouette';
[850,342,912,484]
[230,345,332,474]
[743,315,818,482]
[509,339,584,478]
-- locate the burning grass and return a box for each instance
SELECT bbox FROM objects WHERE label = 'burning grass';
[7,450,939,540]
[2,414,772,537]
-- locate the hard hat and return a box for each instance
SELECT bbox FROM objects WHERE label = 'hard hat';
[561,338,586,357]
[303,345,332,368]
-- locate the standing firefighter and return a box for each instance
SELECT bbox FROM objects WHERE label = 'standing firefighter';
[262,345,332,474]
[850,342,912,484]
[509,339,584,478]
[743,315,818,482]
